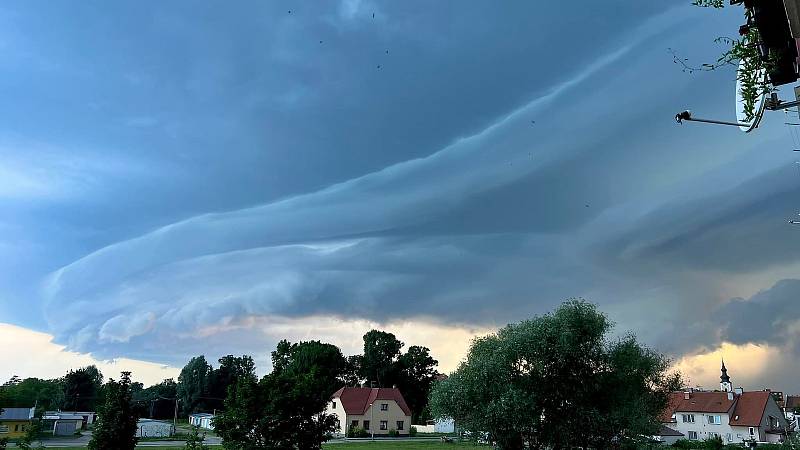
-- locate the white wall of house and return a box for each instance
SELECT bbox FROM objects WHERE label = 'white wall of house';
[670,411,739,443]
[325,398,411,435]
[326,399,348,435]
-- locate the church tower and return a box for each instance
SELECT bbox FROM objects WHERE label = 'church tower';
[720,359,732,392]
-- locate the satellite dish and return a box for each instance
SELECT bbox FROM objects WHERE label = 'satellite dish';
[735,58,768,133]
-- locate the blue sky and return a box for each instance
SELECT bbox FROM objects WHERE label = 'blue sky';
[2,1,800,389]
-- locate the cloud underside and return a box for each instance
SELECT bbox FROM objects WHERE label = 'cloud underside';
[38,5,800,383]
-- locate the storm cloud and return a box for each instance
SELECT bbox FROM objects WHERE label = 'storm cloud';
[1,1,799,387]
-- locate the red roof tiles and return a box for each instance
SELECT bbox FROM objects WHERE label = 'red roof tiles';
[331,387,412,416]
[661,390,774,428]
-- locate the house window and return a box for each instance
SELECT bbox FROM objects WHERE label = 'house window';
[396,421,404,430]
[0,425,7,434]
[351,420,359,429]
[363,420,370,430]
[682,414,695,423]
[708,415,721,424]
[381,403,388,411]
[727,434,732,442]
[14,425,19,432]
[380,420,388,430]
[688,431,698,440]
[749,427,755,436]
[332,401,336,409]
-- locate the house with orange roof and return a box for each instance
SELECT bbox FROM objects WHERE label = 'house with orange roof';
[659,362,788,444]
[327,387,412,436]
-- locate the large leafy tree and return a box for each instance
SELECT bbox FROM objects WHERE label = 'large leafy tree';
[215,341,345,450]
[429,299,681,450]
[359,330,403,387]
[62,365,103,411]
[0,377,63,411]
[396,345,439,423]
[208,355,256,409]
[88,372,139,450]
[177,356,213,415]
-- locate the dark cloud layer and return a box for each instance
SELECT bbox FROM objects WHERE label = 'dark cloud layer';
[2,1,800,387]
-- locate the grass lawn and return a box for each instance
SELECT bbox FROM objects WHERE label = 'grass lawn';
[323,442,486,449]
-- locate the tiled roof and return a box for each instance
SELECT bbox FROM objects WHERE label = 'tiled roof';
[665,391,735,415]
[730,391,770,427]
[661,390,780,428]
[0,407,34,421]
[331,387,412,416]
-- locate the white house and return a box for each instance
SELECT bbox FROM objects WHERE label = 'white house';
[327,387,412,436]
[135,419,174,438]
[189,413,215,430]
[660,362,788,444]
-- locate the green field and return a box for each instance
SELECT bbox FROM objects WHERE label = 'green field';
[323,442,485,449]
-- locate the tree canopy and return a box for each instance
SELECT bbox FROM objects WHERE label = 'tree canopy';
[88,371,139,450]
[429,299,681,450]
[214,340,345,450]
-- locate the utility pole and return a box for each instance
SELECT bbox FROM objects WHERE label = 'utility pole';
[173,399,179,428]
[370,402,374,441]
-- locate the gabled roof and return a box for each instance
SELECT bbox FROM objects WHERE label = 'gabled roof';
[661,390,782,428]
[666,391,735,414]
[0,407,34,420]
[331,387,412,416]
[730,391,771,427]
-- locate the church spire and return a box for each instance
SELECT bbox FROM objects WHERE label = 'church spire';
[720,359,732,392]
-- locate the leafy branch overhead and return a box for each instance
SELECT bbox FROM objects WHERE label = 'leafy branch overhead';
[674,1,776,122]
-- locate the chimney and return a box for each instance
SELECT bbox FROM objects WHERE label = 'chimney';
[735,387,744,395]
[684,389,691,400]
[727,391,734,401]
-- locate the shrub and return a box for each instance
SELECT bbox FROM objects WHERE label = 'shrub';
[409,426,417,437]
[0,437,7,450]
[347,426,369,438]
[388,428,399,437]
[705,436,724,450]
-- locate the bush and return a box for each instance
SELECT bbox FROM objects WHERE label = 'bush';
[347,426,369,438]
[0,437,7,450]
[388,429,399,437]
[705,436,724,450]
[409,426,417,437]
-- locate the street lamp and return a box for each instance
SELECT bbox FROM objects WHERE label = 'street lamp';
[370,402,374,441]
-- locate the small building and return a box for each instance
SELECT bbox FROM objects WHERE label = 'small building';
[135,419,174,438]
[327,387,412,436]
[654,424,685,445]
[42,412,85,436]
[189,413,215,430]
[660,362,789,444]
[0,407,35,439]
[434,417,455,433]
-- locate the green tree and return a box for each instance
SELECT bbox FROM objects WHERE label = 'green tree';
[62,366,103,411]
[396,345,439,423]
[132,378,178,419]
[88,372,139,450]
[342,355,363,387]
[208,355,256,409]
[429,299,681,450]
[215,341,345,449]
[177,356,212,416]
[185,426,210,450]
[0,377,63,411]
[360,330,403,387]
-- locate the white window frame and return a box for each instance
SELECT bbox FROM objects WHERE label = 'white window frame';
[749,427,755,436]
[332,401,336,409]
[688,431,698,440]
[380,420,388,430]
[381,403,388,411]
[708,415,721,424]
[682,414,695,423]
